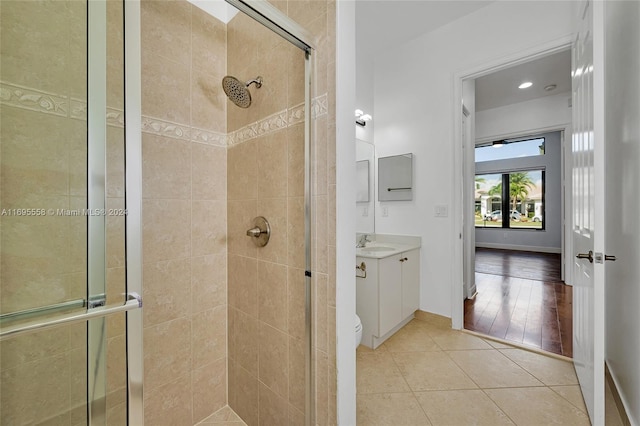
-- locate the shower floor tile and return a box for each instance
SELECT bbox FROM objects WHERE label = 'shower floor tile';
[196,405,247,425]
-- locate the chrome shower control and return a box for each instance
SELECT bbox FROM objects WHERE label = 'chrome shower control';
[246,216,270,247]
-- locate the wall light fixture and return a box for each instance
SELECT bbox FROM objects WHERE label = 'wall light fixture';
[355,109,372,126]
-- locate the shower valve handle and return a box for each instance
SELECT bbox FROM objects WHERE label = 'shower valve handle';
[246,227,263,237]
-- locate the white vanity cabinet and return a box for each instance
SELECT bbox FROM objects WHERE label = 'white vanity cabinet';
[357,248,420,348]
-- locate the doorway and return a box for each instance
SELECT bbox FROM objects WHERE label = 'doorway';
[456,48,574,358]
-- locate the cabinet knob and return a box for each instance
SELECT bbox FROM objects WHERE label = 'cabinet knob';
[399,257,408,262]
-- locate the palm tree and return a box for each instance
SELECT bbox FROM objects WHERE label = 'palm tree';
[509,172,535,211]
[475,176,486,190]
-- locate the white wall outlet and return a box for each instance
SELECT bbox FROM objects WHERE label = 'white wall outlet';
[382,206,389,217]
[434,204,448,217]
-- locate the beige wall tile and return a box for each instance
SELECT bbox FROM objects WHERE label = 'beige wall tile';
[228,254,258,316]
[106,0,125,111]
[328,306,336,367]
[192,67,227,133]
[327,185,336,247]
[287,44,306,107]
[1,109,70,206]
[144,374,193,426]
[106,197,126,269]
[192,305,227,369]
[327,245,336,307]
[143,258,191,327]
[259,383,289,426]
[232,364,259,426]
[287,0,327,32]
[315,350,329,426]
[259,322,289,399]
[288,404,305,426]
[141,52,190,125]
[144,318,192,391]
[0,327,70,371]
[227,199,258,257]
[192,199,227,257]
[287,123,305,198]
[106,126,125,198]
[258,260,288,332]
[287,197,305,269]
[287,267,306,340]
[192,357,227,423]
[257,130,288,198]
[257,198,288,265]
[106,335,127,403]
[0,1,72,94]
[142,199,191,264]
[314,274,328,353]
[191,5,226,75]
[192,143,227,201]
[142,133,191,199]
[227,139,258,200]
[192,254,227,313]
[0,354,70,425]
[234,310,259,377]
[253,48,288,120]
[141,0,191,65]
[314,196,328,274]
[69,120,89,198]
[288,336,305,412]
[314,116,328,196]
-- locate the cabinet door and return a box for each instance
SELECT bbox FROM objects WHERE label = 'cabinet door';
[401,249,420,318]
[378,254,403,336]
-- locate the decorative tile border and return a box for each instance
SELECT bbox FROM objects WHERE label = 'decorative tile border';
[1,81,329,149]
[0,82,69,117]
[227,93,328,147]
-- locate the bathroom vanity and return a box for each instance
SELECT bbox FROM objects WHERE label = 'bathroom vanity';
[356,234,421,349]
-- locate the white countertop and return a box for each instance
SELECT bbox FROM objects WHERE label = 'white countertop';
[355,234,421,259]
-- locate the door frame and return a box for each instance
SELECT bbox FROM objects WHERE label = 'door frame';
[451,36,574,329]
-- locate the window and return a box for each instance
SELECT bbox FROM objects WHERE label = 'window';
[475,137,545,163]
[475,170,544,230]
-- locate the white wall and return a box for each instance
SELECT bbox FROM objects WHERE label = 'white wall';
[356,52,375,233]
[373,1,574,317]
[335,1,357,423]
[476,92,571,142]
[604,1,640,423]
[475,131,562,252]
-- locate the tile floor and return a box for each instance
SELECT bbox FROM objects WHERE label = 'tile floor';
[195,317,626,425]
[357,317,598,426]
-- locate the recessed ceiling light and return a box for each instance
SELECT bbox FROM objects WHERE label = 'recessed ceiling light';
[544,84,557,92]
[518,82,533,89]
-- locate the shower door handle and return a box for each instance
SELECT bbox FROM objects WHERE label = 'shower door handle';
[0,292,143,341]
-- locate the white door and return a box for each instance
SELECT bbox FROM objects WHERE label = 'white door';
[571,1,605,423]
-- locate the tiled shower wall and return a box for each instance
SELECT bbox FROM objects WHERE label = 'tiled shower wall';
[140,1,228,424]
[226,1,337,424]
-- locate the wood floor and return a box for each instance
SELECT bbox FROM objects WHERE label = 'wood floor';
[465,248,573,358]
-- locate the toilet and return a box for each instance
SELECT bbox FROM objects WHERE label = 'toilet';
[355,315,363,348]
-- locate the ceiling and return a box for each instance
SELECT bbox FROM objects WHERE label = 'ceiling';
[355,1,494,59]
[475,50,572,111]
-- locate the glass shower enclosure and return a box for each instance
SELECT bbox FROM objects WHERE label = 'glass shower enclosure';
[0,1,143,424]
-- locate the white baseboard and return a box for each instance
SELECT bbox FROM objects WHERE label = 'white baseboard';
[475,242,561,254]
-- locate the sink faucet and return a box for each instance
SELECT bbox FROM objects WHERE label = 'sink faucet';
[357,234,371,248]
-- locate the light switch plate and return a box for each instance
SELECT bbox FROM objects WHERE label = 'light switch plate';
[382,206,389,217]
[434,204,448,217]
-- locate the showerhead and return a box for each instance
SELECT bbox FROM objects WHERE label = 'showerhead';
[222,75,263,108]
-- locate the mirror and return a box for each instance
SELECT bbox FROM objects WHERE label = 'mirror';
[378,153,413,201]
[356,160,369,202]
[356,139,375,233]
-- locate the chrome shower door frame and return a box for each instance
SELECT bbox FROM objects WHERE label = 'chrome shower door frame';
[223,1,316,425]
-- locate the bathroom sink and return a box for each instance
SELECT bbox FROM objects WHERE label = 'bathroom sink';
[361,246,395,252]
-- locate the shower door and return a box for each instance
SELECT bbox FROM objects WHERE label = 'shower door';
[0,1,143,425]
